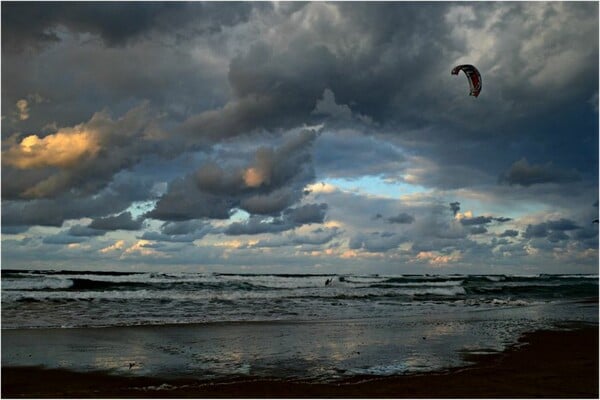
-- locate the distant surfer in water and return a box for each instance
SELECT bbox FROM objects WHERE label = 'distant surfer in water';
[325,278,332,286]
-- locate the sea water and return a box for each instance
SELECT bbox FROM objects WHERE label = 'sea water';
[1,270,598,381]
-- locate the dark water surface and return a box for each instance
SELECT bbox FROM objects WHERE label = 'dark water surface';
[2,271,597,381]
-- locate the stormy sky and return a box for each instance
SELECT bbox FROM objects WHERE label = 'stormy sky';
[2,2,598,274]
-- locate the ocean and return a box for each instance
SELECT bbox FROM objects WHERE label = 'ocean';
[2,270,598,381]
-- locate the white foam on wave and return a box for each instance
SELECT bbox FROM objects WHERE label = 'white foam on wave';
[1,276,73,290]
[384,280,464,288]
[555,274,599,279]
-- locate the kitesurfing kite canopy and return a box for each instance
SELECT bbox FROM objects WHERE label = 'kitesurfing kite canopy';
[451,64,482,97]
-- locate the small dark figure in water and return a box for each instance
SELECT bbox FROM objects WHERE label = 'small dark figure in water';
[339,276,345,282]
[325,278,332,286]
[593,219,599,224]
[129,362,136,369]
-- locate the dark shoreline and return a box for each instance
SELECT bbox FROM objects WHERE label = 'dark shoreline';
[2,325,598,398]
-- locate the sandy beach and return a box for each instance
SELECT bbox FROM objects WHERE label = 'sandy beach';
[2,326,597,398]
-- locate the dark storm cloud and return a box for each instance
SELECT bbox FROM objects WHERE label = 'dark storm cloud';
[499,158,582,187]
[573,226,599,241]
[177,2,457,142]
[523,223,549,239]
[224,216,290,236]
[140,219,211,242]
[449,202,461,216]
[4,2,597,201]
[224,203,327,236]
[469,226,488,235]
[140,230,207,243]
[2,173,154,227]
[284,203,328,225]
[499,229,519,238]
[239,189,296,216]
[547,230,569,243]
[147,130,318,222]
[145,176,234,221]
[459,216,511,226]
[186,2,592,143]
[546,219,580,231]
[1,225,29,234]
[1,2,598,273]
[523,218,581,240]
[460,216,493,226]
[2,103,168,200]
[171,1,598,198]
[314,130,405,179]
[2,2,254,51]
[387,213,415,224]
[160,220,208,236]
[89,212,143,231]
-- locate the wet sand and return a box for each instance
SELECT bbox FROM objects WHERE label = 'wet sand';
[2,326,598,398]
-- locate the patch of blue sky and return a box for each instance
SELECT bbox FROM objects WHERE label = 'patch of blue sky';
[326,175,428,198]
[126,200,158,219]
[229,208,250,222]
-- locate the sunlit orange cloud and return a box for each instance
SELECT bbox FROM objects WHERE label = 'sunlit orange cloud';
[2,127,100,169]
[243,167,268,188]
[454,210,473,221]
[124,240,161,257]
[215,239,259,249]
[305,182,338,194]
[415,251,461,266]
[99,240,126,254]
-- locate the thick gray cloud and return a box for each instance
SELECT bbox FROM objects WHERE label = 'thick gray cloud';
[1,225,29,235]
[499,229,519,238]
[89,212,143,231]
[2,173,154,227]
[1,2,597,274]
[460,215,511,226]
[499,158,581,187]
[284,203,328,225]
[224,216,291,236]
[449,202,461,216]
[314,130,405,179]
[546,218,580,231]
[470,226,488,235]
[140,219,211,243]
[225,203,327,236]
[387,213,415,224]
[2,103,169,200]
[2,2,254,51]
[147,130,318,222]
[523,218,581,240]
[460,216,494,226]
[160,220,209,236]
[145,177,234,221]
[140,230,208,243]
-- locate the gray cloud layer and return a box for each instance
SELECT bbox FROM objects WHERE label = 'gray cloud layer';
[1,2,597,273]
